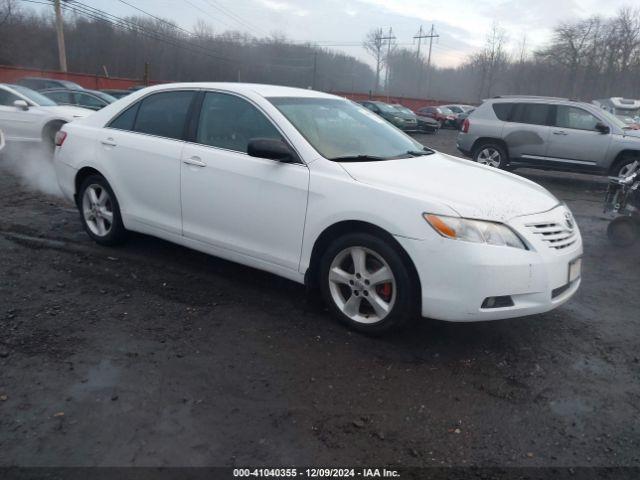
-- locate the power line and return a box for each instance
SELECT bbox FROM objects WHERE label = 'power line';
[116,0,196,37]
[201,0,270,38]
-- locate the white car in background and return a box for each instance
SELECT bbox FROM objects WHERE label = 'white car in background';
[0,83,92,148]
[54,83,583,334]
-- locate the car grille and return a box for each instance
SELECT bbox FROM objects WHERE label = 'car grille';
[525,222,578,250]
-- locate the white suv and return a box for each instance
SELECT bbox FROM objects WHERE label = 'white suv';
[54,83,582,334]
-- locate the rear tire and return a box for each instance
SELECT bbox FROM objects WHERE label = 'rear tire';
[78,175,128,246]
[319,233,419,335]
[473,142,508,169]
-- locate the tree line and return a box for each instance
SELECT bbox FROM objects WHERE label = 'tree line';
[0,1,375,93]
[373,7,640,102]
[1,0,639,103]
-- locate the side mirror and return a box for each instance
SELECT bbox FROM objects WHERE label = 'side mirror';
[14,99,29,111]
[595,122,610,134]
[247,138,296,163]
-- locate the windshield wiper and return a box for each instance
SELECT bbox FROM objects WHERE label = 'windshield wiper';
[405,148,435,157]
[329,154,389,162]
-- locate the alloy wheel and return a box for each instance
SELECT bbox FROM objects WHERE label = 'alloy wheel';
[618,162,636,178]
[328,246,396,324]
[82,184,114,237]
[477,147,502,167]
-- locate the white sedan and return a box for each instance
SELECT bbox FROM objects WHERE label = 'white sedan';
[0,83,92,148]
[53,83,582,334]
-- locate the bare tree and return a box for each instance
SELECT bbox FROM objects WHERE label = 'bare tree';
[0,0,13,27]
[363,28,384,93]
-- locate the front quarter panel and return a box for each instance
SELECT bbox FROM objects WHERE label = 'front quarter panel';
[299,158,457,273]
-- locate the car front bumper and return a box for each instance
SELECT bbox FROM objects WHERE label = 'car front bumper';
[395,207,583,322]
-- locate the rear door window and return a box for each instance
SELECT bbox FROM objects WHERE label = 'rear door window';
[133,91,196,140]
[492,103,513,121]
[511,103,551,126]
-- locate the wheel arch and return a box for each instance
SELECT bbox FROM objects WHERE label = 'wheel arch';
[74,166,104,205]
[471,137,509,157]
[41,119,67,142]
[609,149,640,176]
[304,220,421,299]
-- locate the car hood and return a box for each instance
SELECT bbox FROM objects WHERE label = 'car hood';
[340,152,559,222]
[416,115,439,124]
[41,105,93,118]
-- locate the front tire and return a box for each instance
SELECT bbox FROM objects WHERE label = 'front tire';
[78,175,127,246]
[611,156,638,178]
[473,142,508,169]
[319,233,418,334]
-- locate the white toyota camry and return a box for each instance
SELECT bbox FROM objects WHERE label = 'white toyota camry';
[53,83,582,334]
[0,83,92,148]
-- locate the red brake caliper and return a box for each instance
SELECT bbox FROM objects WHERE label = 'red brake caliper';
[376,283,392,302]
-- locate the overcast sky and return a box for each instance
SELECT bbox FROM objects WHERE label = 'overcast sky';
[41,0,635,68]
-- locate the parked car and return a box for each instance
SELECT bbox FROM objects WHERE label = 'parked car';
[41,88,117,111]
[54,83,582,334]
[457,95,640,177]
[391,104,438,133]
[441,104,474,115]
[455,108,475,130]
[358,100,419,131]
[0,83,92,147]
[16,77,84,91]
[100,89,131,99]
[416,105,457,128]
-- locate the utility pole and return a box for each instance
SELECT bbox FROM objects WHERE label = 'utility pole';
[54,0,68,72]
[380,27,396,100]
[423,24,439,99]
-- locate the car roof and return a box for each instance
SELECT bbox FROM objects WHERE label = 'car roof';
[486,96,595,108]
[135,82,340,100]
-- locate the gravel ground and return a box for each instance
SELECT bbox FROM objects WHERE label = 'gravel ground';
[0,129,639,468]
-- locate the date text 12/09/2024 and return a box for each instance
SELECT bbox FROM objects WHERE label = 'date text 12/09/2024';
[233,468,401,478]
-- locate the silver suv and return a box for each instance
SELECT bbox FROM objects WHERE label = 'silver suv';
[457,96,640,177]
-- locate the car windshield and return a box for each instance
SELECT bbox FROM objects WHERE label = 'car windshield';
[393,105,414,115]
[374,102,397,113]
[446,106,463,113]
[92,91,117,103]
[439,107,454,115]
[10,85,58,106]
[270,97,429,161]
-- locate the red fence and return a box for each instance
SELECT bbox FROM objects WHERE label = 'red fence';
[334,91,460,111]
[0,65,156,90]
[0,65,458,109]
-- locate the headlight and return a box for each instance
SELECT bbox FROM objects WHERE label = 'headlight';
[423,213,527,249]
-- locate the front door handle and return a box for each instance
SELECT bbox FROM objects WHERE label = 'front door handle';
[101,138,117,146]
[552,130,568,136]
[183,156,206,167]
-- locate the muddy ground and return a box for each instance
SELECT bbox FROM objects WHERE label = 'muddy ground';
[0,129,639,468]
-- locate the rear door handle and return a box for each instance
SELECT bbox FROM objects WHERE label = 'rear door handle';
[101,138,117,146]
[552,131,568,136]
[183,156,206,168]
